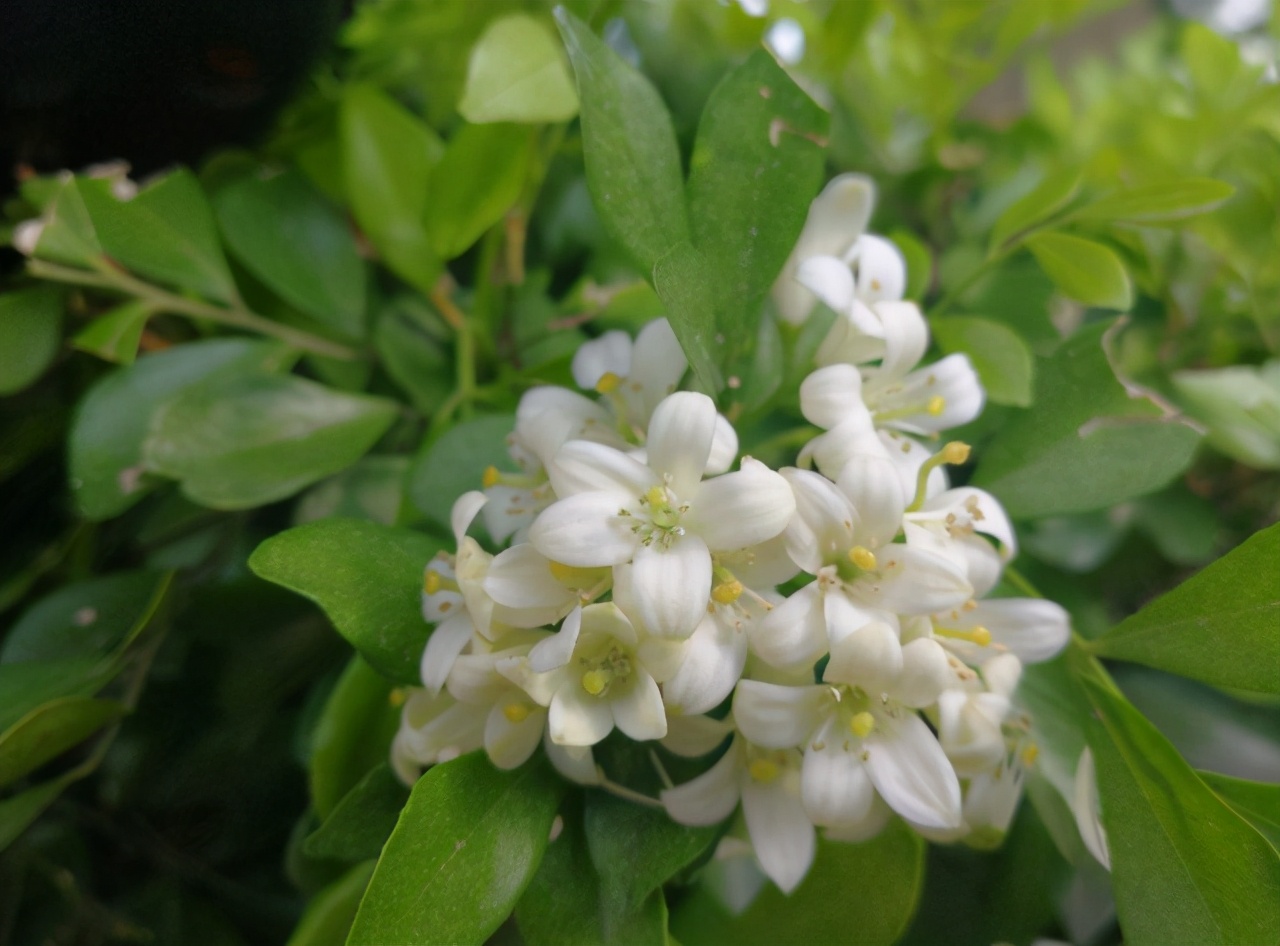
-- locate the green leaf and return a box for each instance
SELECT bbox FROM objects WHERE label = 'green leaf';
[989,169,1081,252]
[652,242,723,392]
[304,762,408,861]
[1091,523,1280,694]
[408,414,515,530]
[0,696,127,788]
[285,861,375,946]
[459,13,579,124]
[972,321,1202,518]
[341,85,443,293]
[425,123,532,259]
[308,658,401,821]
[31,177,103,267]
[295,456,410,528]
[930,317,1035,407]
[214,171,367,339]
[1078,670,1280,945]
[80,169,238,304]
[0,286,62,395]
[0,658,117,735]
[143,372,397,510]
[249,519,441,685]
[347,752,565,946]
[584,791,719,942]
[1074,178,1236,225]
[71,299,150,365]
[685,49,827,366]
[516,798,606,946]
[69,338,291,519]
[890,229,932,301]
[0,777,69,852]
[555,8,690,274]
[374,313,452,416]
[1198,771,1280,850]
[671,820,925,946]
[1025,232,1132,309]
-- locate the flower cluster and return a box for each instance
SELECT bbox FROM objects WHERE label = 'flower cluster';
[391,174,1071,896]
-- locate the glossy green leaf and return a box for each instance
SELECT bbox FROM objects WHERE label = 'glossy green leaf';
[307,658,402,821]
[285,860,375,946]
[248,518,441,685]
[143,372,397,509]
[1198,771,1280,850]
[1026,232,1132,309]
[214,171,366,338]
[0,658,116,735]
[0,777,69,852]
[555,8,690,274]
[685,49,827,365]
[459,13,579,124]
[374,312,451,416]
[0,696,126,788]
[347,752,564,946]
[1078,670,1280,945]
[69,338,291,519]
[1074,178,1236,224]
[425,123,532,259]
[989,169,1081,252]
[515,799,606,946]
[973,321,1201,518]
[1091,523,1280,693]
[0,286,62,395]
[295,456,410,528]
[80,169,238,304]
[408,413,515,529]
[930,317,1034,407]
[70,299,150,365]
[651,241,723,392]
[341,85,443,292]
[30,177,104,267]
[671,820,925,946]
[304,762,407,861]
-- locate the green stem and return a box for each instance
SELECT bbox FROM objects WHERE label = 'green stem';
[27,259,360,360]
[1003,564,1044,599]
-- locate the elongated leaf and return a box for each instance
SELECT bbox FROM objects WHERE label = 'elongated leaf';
[408,414,515,529]
[1198,771,1280,849]
[0,777,70,851]
[0,696,126,788]
[214,171,366,338]
[989,169,1082,252]
[144,373,397,510]
[1026,232,1132,309]
[249,519,440,685]
[652,241,723,392]
[348,752,564,945]
[685,49,827,365]
[71,299,150,365]
[516,799,606,946]
[425,123,532,259]
[295,456,410,528]
[555,8,690,274]
[1074,178,1236,224]
[0,286,62,395]
[32,177,103,267]
[671,820,925,946]
[1091,523,1280,693]
[459,13,579,123]
[80,169,238,304]
[0,658,116,735]
[1078,669,1280,945]
[69,338,291,519]
[973,321,1201,518]
[931,316,1034,407]
[304,762,408,861]
[285,860,375,946]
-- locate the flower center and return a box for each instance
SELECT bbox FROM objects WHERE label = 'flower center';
[621,484,689,549]
[578,644,634,698]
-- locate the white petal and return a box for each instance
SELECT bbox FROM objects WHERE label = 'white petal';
[484,701,545,769]
[687,461,795,552]
[548,440,655,499]
[801,718,875,827]
[814,300,887,367]
[529,492,639,567]
[611,672,668,742]
[661,740,743,825]
[850,234,907,303]
[661,714,734,758]
[448,652,512,705]
[420,612,475,696]
[481,484,542,544]
[822,796,892,843]
[705,413,739,476]
[647,391,718,497]
[781,468,856,574]
[896,638,954,708]
[485,544,574,610]
[742,775,816,893]
[451,491,488,546]
[572,330,632,390]
[870,300,929,383]
[799,364,864,430]
[972,598,1070,664]
[981,653,1023,699]
[861,545,971,615]
[733,680,829,749]
[637,636,690,683]
[751,583,827,668]
[528,605,582,673]
[548,682,615,746]
[662,611,748,716]
[795,255,855,314]
[631,318,688,418]
[824,619,901,692]
[1073,747,1111,870]
[800,417,881,481]
[836,454,908,549]
[545,732,600,785]
[821,590,895,648]
[624,535,711,639]
[864,712,962,830]
[936,690,1008,776]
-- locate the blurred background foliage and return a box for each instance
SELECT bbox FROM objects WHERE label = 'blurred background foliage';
[0,1,1278,944]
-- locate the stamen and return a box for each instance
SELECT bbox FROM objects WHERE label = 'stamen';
[926,395,947,417]
[712,580,744,605]
[907,441,971,512]
[483,465,500,489]
[503,703,531,723]
[850,711,876,738]
[581,669,610,696]
[595,371,623,394]
[933,624,992,646]
[848,546,878,571]
[1021,743,1040,767]
[388,688,407,708]
[748,759,780,783]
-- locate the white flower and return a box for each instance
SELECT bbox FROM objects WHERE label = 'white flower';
[529,391,794,640]
[571,318,688,435]
[660,588,776,717]
[904,486,1016,596]
[1073,747,1111,870]
[930,597,1070,665]
[390,688,485,784]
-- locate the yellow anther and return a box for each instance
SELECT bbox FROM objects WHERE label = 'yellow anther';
[971,625,992,646]
[644,485,668,507]
[941,441,971,465]
[581,669,609,696]
[850,711,876,739]
[748,759,781,783]
[482,465,501,489]
[712,580,744,605]
[424,570,442,596]
[388,688,407,708]
[503,703,531,724]
[595,371,623,394]
[927,395,947,416]
[548,560,606,589]
[849,546,878,571]
[934,624,992,646]
[1021,743,1040,767]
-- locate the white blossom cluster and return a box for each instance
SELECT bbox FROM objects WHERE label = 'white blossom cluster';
[391,174,1071,895]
